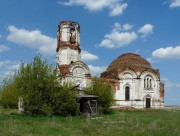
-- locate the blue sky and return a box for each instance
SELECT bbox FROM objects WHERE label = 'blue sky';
[0,0,180,105]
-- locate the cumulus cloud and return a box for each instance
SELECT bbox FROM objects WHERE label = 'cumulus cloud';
[0,44,10,52]
[98,23,137,48]
[161,77,180,89]
[0,60,20,70]
[161,78,175,89]
[81,50,98,61]
[59,0,127,16]
[151,46,180,60]
[176,83,180,87]
[138,24,154,38]
[7,25,56,56]
[0,60,20,84]
[134,49,141,54]
[122,24,133,31]
[169,0,180,8]
[88,65,106,76]
[113,23,133,31]
[109,2,127,16]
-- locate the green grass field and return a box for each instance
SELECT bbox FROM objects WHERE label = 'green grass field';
[0,107,179,136]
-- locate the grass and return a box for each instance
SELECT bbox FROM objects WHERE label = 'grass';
[0,107,180,136]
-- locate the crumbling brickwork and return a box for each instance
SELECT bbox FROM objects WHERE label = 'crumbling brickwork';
[160,82,164,99]
[101,53,160,79]
[56,20,91,88]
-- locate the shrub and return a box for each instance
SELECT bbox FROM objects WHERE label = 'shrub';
[51,84,78,116]
[0,75,19,108]
[0,54,78,116]
[13,55,57,115]
[86,77,114,113]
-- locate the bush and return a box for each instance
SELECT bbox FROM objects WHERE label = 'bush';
[51,84,78,116]
[0,75,19,108]
[13,55,57,115]
[0,54,78,116]
[86,77,114,113]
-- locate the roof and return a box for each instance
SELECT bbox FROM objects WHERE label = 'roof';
[107,53,151,71]
[101,53,159,79]
[77,95,99,102]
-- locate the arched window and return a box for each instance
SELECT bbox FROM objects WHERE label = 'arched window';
[70,25,76,43]
[147,78,149,88]
[125,87,130,101]
[144,79,146,88]
[144,75,154,89]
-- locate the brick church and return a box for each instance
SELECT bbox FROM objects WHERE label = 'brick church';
[56,20,164,109]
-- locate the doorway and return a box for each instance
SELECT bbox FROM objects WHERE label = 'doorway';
[146,98,151,108]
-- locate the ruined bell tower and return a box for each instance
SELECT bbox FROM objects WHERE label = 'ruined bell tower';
[56,20,91,87]
[56,21,81,66]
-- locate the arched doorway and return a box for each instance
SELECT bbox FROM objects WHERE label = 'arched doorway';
[145,94,151,108]
[146,98,151,108]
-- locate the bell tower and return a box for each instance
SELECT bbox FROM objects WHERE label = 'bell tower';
[56,20,91,88]
[56,20,81,66]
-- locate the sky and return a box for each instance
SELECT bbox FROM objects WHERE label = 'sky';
[0,0,180,105]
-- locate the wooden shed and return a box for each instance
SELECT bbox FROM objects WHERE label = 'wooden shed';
[77,95,98,115]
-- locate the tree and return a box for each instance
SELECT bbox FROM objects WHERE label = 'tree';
[13,54,57,115]
[0,75,19,108]
[86,77,114,113]
[51,84,78,116]
[0,54,78,116]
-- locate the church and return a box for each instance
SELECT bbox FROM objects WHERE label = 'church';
[56,20,164,109]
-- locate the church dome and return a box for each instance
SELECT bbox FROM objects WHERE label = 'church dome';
[107,53,151,71]
[101,53,159,79]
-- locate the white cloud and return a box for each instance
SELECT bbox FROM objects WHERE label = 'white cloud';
[161,78,180,90]
[98,23,137,48]
[176,83,180,87]
[59,0,128,16]
[0,60,20,84]
[134,49,140,54]
[0,44,10,52]
[0,60,10,68]
[7,25,56,56]
[113,23,121,31]
[88,65,106,76]
[81,50,98,61]
[7,63,20,70]
[109,3,127,16]
[0,60,20,69]
[138,24,154,38]
[161,78,175,89]
[146,57,154,63]
[151,46,180,60]
[169,0,180,8]
[122,24,133,31]
[113,23,133,31]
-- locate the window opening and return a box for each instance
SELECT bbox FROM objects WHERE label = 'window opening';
[125,87,130,101]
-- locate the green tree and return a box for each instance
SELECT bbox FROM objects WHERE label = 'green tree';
[86,77,114,113]
[14,54,58,115]
[0,54,78,116]
[51,84,78,116]
[0,75,19,108]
